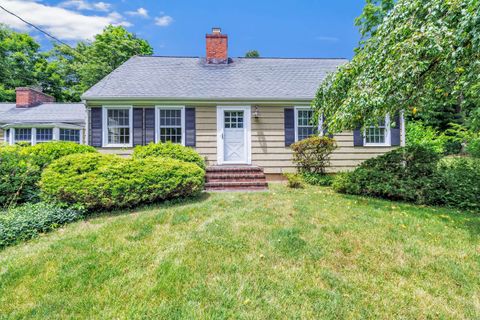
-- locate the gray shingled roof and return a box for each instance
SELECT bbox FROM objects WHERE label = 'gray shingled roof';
[0,103,85,125]
[82,56,347,101]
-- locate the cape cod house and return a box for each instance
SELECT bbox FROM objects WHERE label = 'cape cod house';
[81,28,404,183]
[0,28,404,188]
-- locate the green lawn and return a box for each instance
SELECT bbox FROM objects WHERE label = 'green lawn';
[1,184,479,319]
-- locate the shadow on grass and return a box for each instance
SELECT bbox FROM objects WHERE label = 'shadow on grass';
[335,192,480,238]
[85,192,211,220]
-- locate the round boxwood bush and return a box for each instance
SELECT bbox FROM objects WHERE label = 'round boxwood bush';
[133,142,206,169]
[39,153,205,211]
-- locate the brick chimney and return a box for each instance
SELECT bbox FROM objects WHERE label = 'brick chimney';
[206,27,228,64]
[16,87,55,108]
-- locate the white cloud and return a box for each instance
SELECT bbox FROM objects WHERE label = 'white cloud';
[125,7,148,18]
[154,15,173,27]
[315,36,339,42]
[0,0,131,40]
[59,0,111,12]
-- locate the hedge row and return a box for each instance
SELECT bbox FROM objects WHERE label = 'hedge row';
[40,153,205,211]
[332,146,480,211]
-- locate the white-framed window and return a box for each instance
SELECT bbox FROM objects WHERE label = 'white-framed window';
[5,129,10,143]
[14,128,32,144]
[294,107,321,142]
[364,114,391,146]
[36,128,53,143]
[60,129,81,143]
[155,106,185,145]
[103,106,133,147]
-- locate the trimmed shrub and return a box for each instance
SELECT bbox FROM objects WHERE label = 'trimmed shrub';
[291,136,337,174]
[133,142,206,169]
[284,173,304,189]
[24,141,97,169]
[301,172,333,186]
[0,202,84,249]
[0,146,39,207]
[332,146,440,203]
[426,157,480,211]
[40,153,205,211]
[0,142,97,207]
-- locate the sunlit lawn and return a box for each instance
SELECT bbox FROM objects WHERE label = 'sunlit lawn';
[0,184,479,319]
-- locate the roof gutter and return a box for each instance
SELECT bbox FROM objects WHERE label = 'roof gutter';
[81,96,314,106]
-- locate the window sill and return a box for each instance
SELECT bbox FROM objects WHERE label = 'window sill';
[102,144,133,148]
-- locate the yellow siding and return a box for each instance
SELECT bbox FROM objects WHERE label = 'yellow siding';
[0,129,4,144]
[195,106,217,165]
[97,105,396,173]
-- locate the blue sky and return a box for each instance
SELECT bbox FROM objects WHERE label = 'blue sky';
[0,0,366,58]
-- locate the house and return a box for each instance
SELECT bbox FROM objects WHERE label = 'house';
[82,28,404,183]
[0,88,86,145]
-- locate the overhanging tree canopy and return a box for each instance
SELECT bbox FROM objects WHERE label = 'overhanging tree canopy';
[313,0,480,132]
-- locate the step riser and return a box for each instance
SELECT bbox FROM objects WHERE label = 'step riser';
[206,175,266,180]
[206,187,268,191]
[207,179,266,183]
[205,166,268,191]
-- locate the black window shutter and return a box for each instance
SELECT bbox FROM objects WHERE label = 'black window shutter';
[353,127,364,147]
[185,107,196,147]
[133,108,144,146]
[284,108,295,147]
[90,107,102,147]
[391,113,401,146]
[145,108,155,144]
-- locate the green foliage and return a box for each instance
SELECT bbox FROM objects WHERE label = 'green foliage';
[0,24,43,101]
[333,146,480,211]
[406,121,448,154]
[40,153,205,211]
[314,0,480,133]
[0,146,39,207]
[301,172,333,187]
[24,141,97,169]
[51,25,153,101]
[466,138,480,158]
[284,173,305,189]
[354,0,394,42]
[245,50,260,58]
[133,142,206,169]
[0,142,97,207]
[332,146,440,203]
[426,157,480,211]
[0,202,84,249]
[291,136,337,174]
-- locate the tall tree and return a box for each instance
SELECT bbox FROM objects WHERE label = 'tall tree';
[52,25,153,101]
[313,0,480,132]
[245,50,260,58]
[0,24,44,101]
[354,0,394,42]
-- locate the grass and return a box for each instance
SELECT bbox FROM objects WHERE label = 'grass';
[0,184,479,319]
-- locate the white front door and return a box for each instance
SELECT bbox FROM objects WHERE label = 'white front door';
[217,106,251,165]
